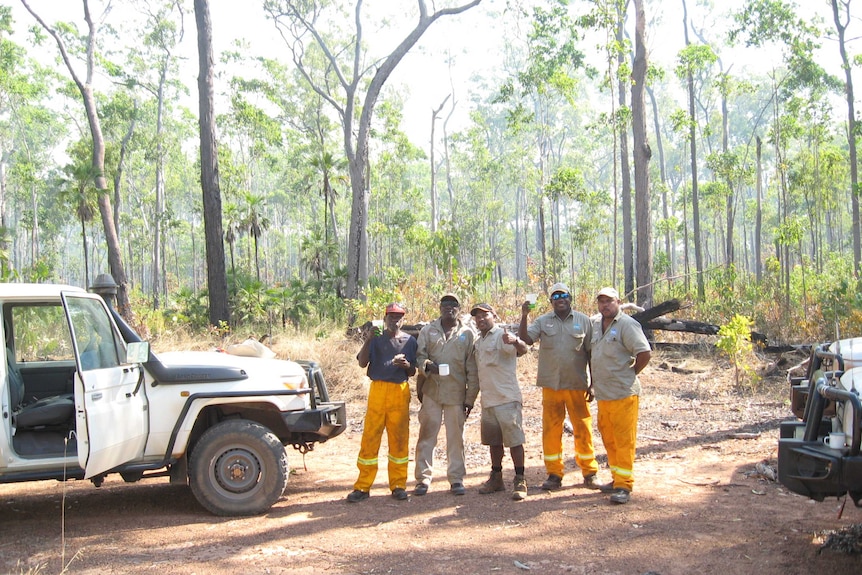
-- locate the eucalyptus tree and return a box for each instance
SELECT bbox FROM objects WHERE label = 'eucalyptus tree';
[123,0,187,309]
[263,0,482,302]
[730,0,834,305]
[829,0,860,276]
[631,0,651,308]
[193,0,229,327]
[675,0,716,301]
[20,0,132,316]
[0,52,60,274]
[495,1,587,288]
[223,48,348,284]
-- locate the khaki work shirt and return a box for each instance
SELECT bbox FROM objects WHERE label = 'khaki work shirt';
[589,310,651,401]
[475,324,522,408]
[526,309,592,390]
[416,317,479,406]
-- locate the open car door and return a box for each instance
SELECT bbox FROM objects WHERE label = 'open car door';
[61,292,148,478]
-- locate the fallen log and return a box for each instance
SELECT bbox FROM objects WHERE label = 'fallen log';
[642,317,719,335]
[630,299,684,323]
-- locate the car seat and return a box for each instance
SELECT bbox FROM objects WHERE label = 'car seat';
[8,348,74,430]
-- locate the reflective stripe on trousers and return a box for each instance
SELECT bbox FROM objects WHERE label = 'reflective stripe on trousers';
[597,395,639,492]
[354,379,411,492]
[541,387,598,477]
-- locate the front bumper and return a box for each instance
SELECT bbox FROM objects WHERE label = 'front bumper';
[281,401,346,444]
[778,421,862,505]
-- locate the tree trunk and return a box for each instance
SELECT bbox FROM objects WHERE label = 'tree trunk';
[831,0,861,276]
[113,104,136,242]
[0,156,7,277]
[430,96,449,235]
[682,0,704,301]
[755,136,763,282]
[153,56,167,310]
[647,85,673,278]
[21,0,132,317]
[617,8,634,300]
[632,0,652,310]
[722,89,734,268]
[194,0,230,327]
[271,0,482,301]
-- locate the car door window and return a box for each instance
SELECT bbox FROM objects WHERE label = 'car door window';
[10,304,75,362]
[67,298,121,371]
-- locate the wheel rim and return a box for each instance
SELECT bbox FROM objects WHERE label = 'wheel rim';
[213,447,262,494]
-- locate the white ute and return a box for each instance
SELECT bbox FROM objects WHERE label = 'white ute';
[0,283,345,516]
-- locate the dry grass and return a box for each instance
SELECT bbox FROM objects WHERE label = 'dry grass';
[151,328,371,403]
[148,319,795,411]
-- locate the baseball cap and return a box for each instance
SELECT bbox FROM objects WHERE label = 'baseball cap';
[385,302,406,315]
[470,303,495,316]
[596,287,620,300]
[440,293,460,305]
[549,282,570,295]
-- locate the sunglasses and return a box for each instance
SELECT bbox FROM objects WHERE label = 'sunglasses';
[440,301,460,308]
[551,292,571,301]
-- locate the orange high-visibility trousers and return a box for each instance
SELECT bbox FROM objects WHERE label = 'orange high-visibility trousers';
[354,380,411,492]
[542,388,598,478]
[597,395,639,492]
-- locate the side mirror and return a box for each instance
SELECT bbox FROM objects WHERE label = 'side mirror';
[125,341,150,364]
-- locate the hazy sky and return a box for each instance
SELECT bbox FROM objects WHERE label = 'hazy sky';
[8,0,850,148]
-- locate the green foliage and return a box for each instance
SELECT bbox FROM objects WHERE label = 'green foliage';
[716,314,759,390]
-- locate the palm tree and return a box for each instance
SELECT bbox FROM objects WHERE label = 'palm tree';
[222,201,241,281]
[59,161,98,288]
[241,191,270,282]
[309,150,347,247]
[300,228,339,286]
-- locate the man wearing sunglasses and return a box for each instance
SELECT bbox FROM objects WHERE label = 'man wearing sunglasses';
[518,282,600,492]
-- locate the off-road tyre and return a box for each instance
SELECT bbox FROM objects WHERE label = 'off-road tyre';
[188,419,288,516]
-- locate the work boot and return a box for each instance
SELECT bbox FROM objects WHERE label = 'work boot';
[597,481,616,493]
[512,474,528,501]
[478,471,505,494]
[610,488,631,504]
[540,474,562,491]
[346,489,369,503]
[583,474,601,489]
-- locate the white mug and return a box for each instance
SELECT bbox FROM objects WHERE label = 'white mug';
[438,363,450,376]
[823,432,846,449]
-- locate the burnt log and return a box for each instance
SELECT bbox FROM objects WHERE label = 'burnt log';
[631,299,772,347]
[630,299,683,323]
[641,317,719,335]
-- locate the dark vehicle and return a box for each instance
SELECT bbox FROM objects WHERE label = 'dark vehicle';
[779,338,862,506]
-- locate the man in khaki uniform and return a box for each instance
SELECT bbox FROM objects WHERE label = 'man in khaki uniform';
[518,282,600,490]
[590,287,651,504]
[414,293,478,496]
[471,303,530,501]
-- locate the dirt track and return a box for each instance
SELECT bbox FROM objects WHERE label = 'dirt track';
[2,348,861,575]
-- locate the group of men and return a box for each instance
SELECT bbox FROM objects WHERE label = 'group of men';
[346,282,651,506]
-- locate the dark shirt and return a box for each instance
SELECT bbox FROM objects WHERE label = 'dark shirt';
[367,332,418,383]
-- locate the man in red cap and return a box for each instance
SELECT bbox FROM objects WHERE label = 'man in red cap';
[347,302,417,502]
